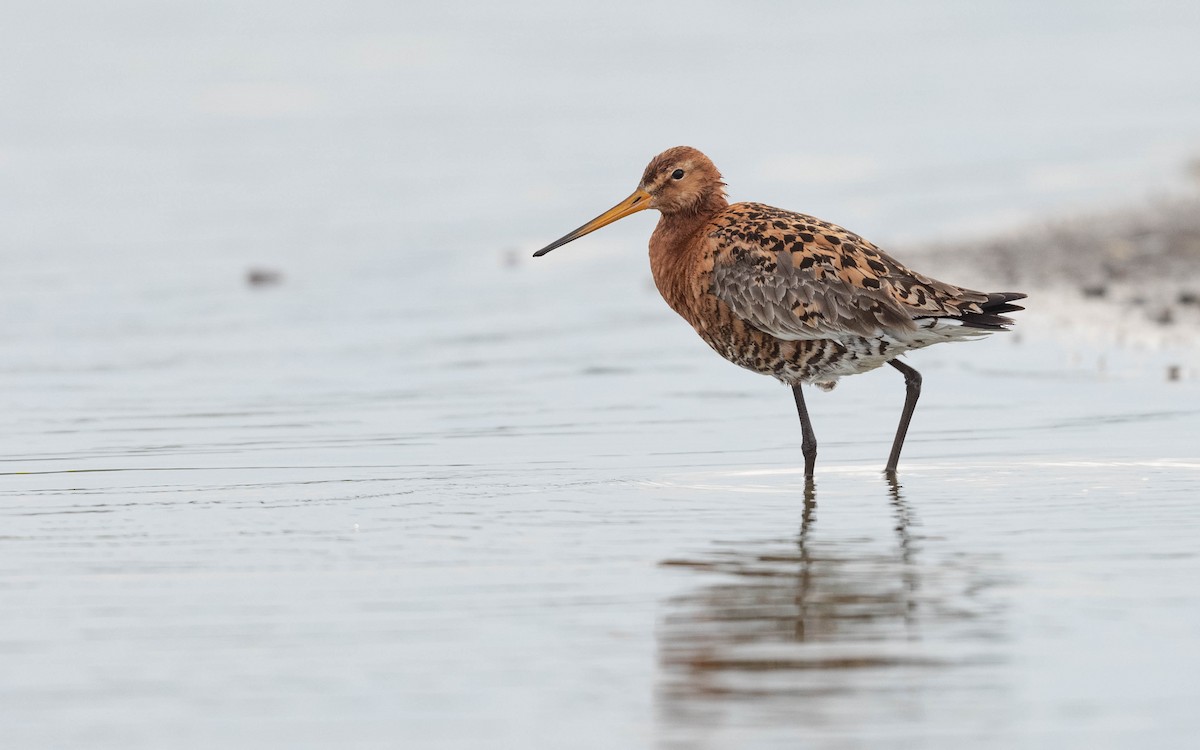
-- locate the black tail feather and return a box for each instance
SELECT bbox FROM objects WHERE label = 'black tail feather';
[956,291,1027,330]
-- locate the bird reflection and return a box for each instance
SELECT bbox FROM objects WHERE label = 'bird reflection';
[793,478,817,642]
[888,475,920,635]
[658,476,999,707]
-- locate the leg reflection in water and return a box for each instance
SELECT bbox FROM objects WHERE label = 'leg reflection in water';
[793,478,816,642]
[657,475,1005,718]
[786,476,921,648]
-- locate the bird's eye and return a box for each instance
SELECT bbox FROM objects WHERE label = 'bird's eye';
[671,169,685,180]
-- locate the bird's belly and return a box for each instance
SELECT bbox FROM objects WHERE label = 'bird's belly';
[697,325,899,388]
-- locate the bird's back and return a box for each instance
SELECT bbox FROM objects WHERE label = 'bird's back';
[661,202,1024,387]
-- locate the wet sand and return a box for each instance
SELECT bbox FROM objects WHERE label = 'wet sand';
[911,193,1200,339]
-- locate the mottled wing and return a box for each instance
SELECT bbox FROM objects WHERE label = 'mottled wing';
[708,203,997,340]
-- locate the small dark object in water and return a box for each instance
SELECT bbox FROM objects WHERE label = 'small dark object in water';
[1178,290,1200,306]
[247,268,283,287]
[1151,307,1175,326]
[1081,284,1107,299]
[1167,365,1181,382]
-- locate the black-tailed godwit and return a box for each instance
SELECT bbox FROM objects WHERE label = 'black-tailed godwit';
[534,147,1025,477]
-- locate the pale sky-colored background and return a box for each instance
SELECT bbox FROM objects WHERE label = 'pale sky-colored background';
[2,0,1198,275]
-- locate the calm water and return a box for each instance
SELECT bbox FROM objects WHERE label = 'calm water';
[4,247,1199,749]
[3,2,1200,748]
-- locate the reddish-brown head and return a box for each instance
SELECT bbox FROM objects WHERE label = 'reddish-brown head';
[638,146,727,215]
[533,146,727,257]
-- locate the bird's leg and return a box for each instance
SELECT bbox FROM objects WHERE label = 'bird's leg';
[791,385,818,478]
[885,359,923,475]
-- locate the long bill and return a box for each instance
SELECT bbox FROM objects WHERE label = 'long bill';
[532,188,652,257]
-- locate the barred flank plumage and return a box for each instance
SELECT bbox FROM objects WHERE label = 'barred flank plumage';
[643,179,1024,389]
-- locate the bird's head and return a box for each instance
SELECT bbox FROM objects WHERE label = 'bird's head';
[637,146,726,214]
[533,146,726,257]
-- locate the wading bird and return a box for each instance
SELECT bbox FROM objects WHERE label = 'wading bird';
[534,147,1024,477]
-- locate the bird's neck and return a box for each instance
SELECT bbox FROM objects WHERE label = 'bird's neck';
[649,193,728,317]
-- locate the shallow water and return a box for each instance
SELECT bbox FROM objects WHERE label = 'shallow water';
[3,246,1199,748]
[4,1,1200,748]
